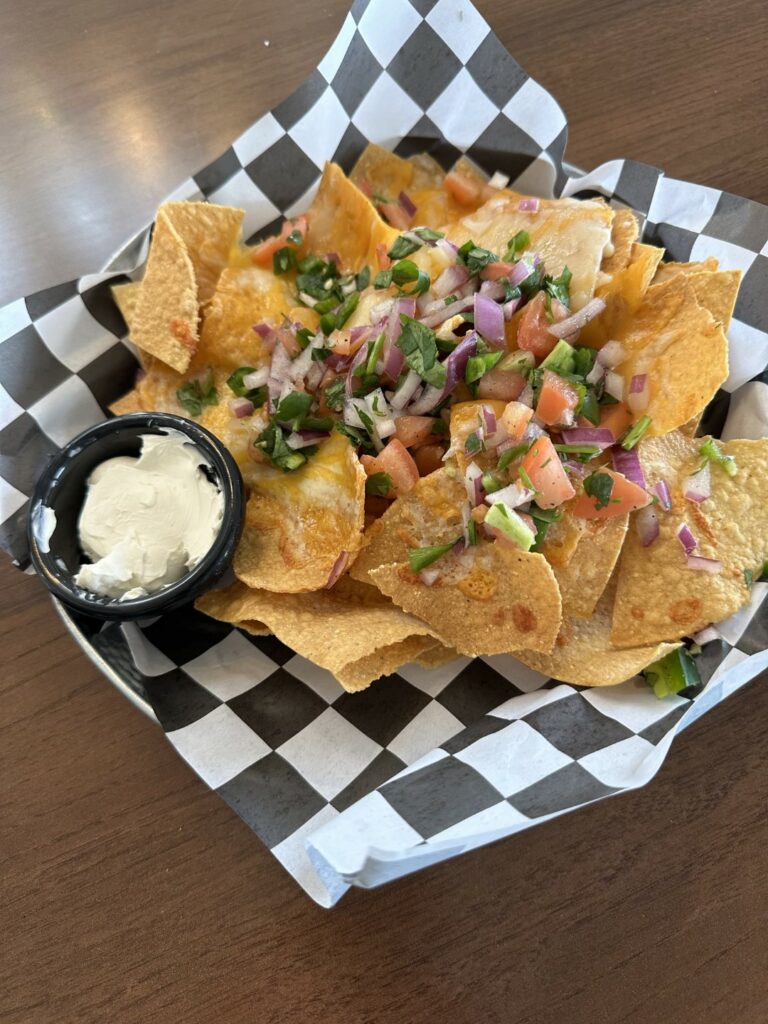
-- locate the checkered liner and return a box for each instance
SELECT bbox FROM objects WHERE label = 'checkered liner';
[1,0,766,907]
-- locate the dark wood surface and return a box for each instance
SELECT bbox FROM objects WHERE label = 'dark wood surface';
[2,1,766,1021]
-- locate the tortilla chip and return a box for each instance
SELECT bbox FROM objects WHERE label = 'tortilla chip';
[449,400,506,476]
[580,242,664,347]
[445,194,614,310]
[408,153,445,189]
[538,513,587,569]
[235,620,271,637]
[553,514,628,618]
[679,415,702,438]
[302,162,398,271]
[161,201,244,303]
[368,543,562,656]
[414,644,462,669]
[234,430,366,593]
[653,257,719,282]
[195,266,293,371]
[131,210,199,373]
[109,388,144,416]
[617,276,729,436]
[349,143,416,199]
[610,432,768,647]
[652,265,741,332]
[514,575,680,686]
[601,208,640,276]
[351,469,467,583]
[196,576,437,692]
[111,281,142,332]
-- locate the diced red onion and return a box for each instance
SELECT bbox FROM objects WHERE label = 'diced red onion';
[586,360,605,387]
[229,397,254,418]
[390,369,422,410]
[350,324,373,344]
[326,252,340,267]
[325,551,348,589]
[604,371,625,402]
[611,446,647,489]
[655,479,672,510]
[597,341,626,368]
[298,292,318,308]
[676,522,698,556]
[627,373,649,414]
[286,429,330,449]
[635,505,660,547]
[421,294,474,329]
[253,323,272,338]
[242,367,270,390]
[420,567,441,586]
[480,404,497,436]
[364,389,396,441]
[691,625,719,645]
[683,463,711,503]
[407,333,479,415]
[518,511,536,535]
[507,258,537,288]
[484,481,533,508]
[343,398,366,429]
[345,342,370,396]
[305,361,324,392]
[285,340,315,383]
[436,238,458,259]
[398,191,417,218]
[548,297,606,339]
[383,345,405,381]
[474,293,505,345]
[479,280,506,300]
[369,299,394,324]
[561,427,615,449]
[518,383,534,408]
[523,420,546,442]
[398,297,417,320]
[503,296,522,320]
[563,459,589,478]
[488,171,510,190]
[518,197,540,212]
[464,462,484,506]
[686,555,722,573]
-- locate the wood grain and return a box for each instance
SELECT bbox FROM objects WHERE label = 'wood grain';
[1,1,767,1021]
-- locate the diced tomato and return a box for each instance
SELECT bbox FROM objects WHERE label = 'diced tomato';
[250,215,307,267]
[477,368,526,402]
[376,243,390,270]
[516,291,570,358]
[443,170,481,206]
[360,454,379,475]
[374,439,420,496]
[379,202,412,230]
[331,330,368,357]
[501,400,533,440]
[520,436,575,509]
[413,443,445,476]
[394,415,435,449]
[480,261,515,282]
[536,370,580,427]
[571,469,651,520]
[599,401,632,440]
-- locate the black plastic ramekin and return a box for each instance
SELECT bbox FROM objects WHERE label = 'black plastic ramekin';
[27,412,245,620]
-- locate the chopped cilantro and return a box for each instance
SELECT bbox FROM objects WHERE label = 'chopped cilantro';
[414,227,444,242]
[583,471,614,510]
[373,268,393,289]
[465,432,483,456]
[226,366,267,408]
[273,246,296,275]
[504,230,530,261]
[699,438,738,477]
[275,390,313,427]
[573,346,597,378]
[254,422,313,472]
[554,443,601,458]
[497,443,530,472]
[176,369,218,417]
[356,265,370,291]
[390,259,420,285]
[431,419,447,436]
[544,266,572,307]
[388,235,421,260]
[396,317,446,389]
[334,421,376,454]
[621,415,652,450]
[457,240,499,275]
[365,472,392,497]
[578,390,601,426]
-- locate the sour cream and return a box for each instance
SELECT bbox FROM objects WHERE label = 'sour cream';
[74,430,224,600]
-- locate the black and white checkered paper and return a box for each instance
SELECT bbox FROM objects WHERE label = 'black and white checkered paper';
[1,0,766,906]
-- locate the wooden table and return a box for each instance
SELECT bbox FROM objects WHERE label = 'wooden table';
[2,1,766,1021]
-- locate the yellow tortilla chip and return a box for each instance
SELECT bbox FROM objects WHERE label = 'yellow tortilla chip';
[111,281,141,332]
[580,242,664,347]
[653,257,719,282]
[109,388,144,416]
[234,430,366,593]
[131,210,199,373]
[514,575,680,686]
[611,432,768,647]
[408,153,445,189]
[368,543,562,656]
[302,162,398,271]
[161,201,244,303]
[414,644,462,669]
[196,576,437,692]
[553,514,628,618]
[445,194,614,310]
[234,620,271,637]
[601,208,640,276]
[449,400,506,476]
[652,265,741,332]
[349,143,416,199]
[617,276,729,436]
[351,469,467,583]
[538,513,587,569]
